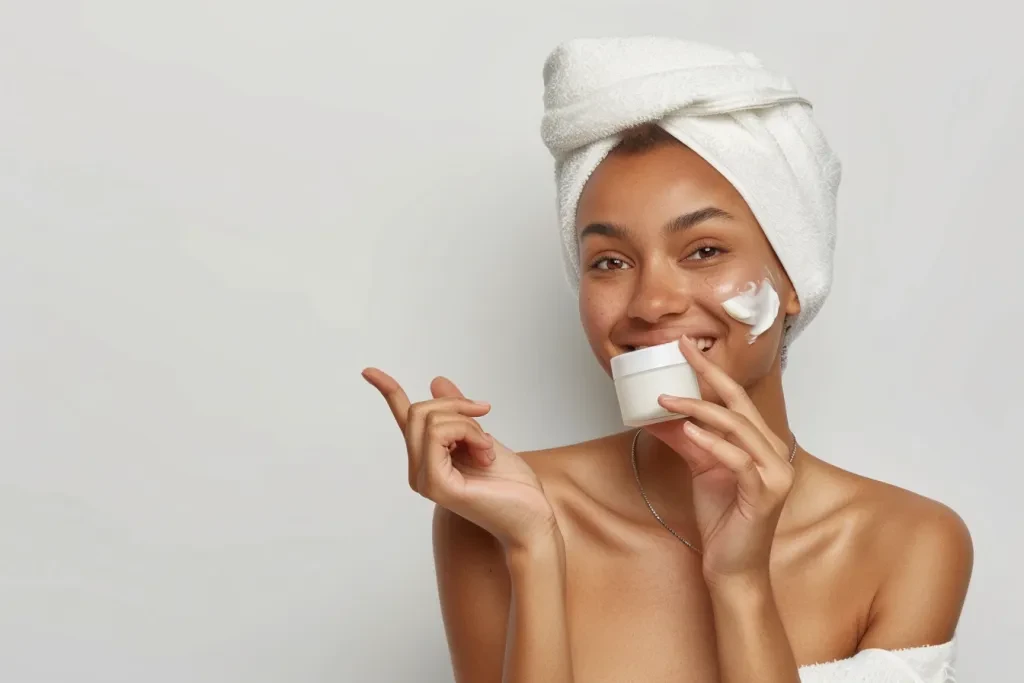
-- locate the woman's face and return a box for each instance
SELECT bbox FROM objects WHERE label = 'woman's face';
[576,139,800,399]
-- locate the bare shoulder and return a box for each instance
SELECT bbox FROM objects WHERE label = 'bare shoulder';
[518,431,635,509]
[814,461,973,647]
[838,466,973,569]
[519,431,629,479]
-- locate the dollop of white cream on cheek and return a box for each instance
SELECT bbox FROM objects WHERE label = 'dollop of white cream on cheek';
[721,280,781,343]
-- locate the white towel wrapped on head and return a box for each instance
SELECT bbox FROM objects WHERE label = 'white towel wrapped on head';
[540,36,843,351]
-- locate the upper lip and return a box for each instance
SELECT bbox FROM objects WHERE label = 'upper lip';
[619,330,719,349]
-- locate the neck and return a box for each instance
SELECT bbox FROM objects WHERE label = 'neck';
[745,363,793,447]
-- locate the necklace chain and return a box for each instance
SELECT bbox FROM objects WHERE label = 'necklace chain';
[630,428,798,554]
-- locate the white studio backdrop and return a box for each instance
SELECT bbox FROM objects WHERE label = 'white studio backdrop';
[1,2,1020,681]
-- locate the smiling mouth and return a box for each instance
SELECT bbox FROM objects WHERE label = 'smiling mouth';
[625,337,717,353]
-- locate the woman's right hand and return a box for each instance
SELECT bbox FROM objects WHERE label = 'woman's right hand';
[362,368,558,551]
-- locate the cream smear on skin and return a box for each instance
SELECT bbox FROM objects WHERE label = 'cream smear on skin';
[721,279,780,344]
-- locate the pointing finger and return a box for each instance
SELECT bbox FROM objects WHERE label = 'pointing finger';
[361,367,414,431]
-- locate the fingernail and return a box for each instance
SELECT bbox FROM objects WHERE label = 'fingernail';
[473,400,490,406]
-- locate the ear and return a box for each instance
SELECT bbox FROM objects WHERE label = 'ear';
[784,286,801,317]
[778,269,801,317]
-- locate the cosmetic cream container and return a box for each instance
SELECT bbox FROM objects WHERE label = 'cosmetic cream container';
[610,341,701,427]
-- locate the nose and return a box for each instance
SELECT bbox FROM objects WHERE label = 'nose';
[625,262,694,324]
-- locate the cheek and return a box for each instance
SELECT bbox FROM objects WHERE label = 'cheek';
[698,263,786,384]
[701,264,784,338]
[578,285,617,336]
[702,261,779,300]
[578,284,623,372]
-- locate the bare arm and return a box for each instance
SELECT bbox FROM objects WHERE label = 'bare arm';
[652,341,974,681]
[706,572,800,683]
[857,503,973,649]
[707,503,972,683]
[433,505,574,683]
[362,370,572,681]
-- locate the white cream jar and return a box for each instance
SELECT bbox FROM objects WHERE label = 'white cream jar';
[610,341,701,427]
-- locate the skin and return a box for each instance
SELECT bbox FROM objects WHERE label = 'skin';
[362,137,973,683]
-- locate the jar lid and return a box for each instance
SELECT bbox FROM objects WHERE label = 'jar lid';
[610,340,688,379]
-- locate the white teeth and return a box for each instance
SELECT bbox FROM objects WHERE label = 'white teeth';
[630,340,714,352]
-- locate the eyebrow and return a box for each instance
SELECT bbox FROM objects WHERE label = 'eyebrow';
[579,206,734,242]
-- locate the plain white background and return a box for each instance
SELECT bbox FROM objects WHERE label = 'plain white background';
[2,1,1020,681]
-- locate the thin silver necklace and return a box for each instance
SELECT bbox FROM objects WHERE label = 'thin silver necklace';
[630,428,798,554]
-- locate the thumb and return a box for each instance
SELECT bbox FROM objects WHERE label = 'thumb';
[430,376,467,400]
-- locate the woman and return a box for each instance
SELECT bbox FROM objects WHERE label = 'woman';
[362,37,972,683]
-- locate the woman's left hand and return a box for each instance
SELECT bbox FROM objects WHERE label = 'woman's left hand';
[644,335,796,587]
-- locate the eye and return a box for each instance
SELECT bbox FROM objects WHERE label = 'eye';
[591,257,632,271]
[686,246,723,261]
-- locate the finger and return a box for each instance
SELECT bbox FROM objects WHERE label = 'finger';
[677,336,749,410]
[406,398,492,433]
[430,376,466,400]
[682,420,766,502]
[362,367,414,431]
[645,420,719,473]
[425,413,496,468]
[418,416,495,500]
[659,395,780,471]
[405,398,492,471]
[677,336,780,446]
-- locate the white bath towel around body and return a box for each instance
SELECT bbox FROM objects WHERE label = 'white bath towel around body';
[798,638,957,682]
